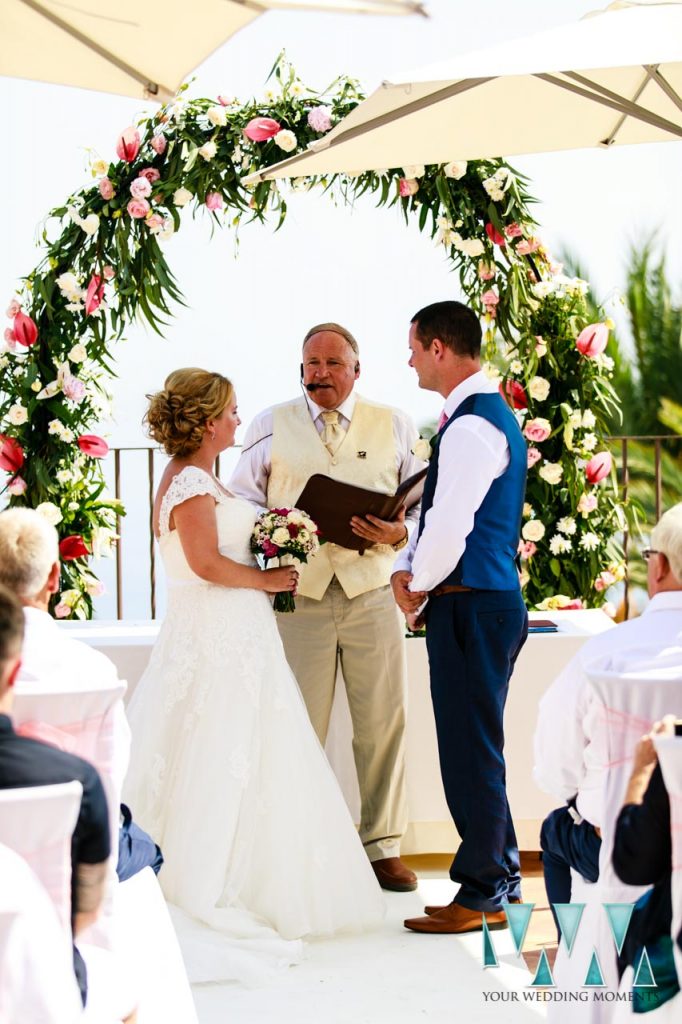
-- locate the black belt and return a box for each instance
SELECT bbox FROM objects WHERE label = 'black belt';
[429,584,475,597]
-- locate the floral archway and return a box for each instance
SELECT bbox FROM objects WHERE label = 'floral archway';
[0,58,626,618]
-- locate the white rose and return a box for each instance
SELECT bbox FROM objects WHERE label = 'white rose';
[549,534,572,555]
[8,403,28,425]
[539,462,563,485]
[206,106,227,127]
[68,343,87,362]
[557,516,576,535]
[274,130,297,153]
[272,527,290,546]
[522,519,545,542]
[173,187,193,207]
[402,165,425,179]
[582,410,596,429]
[80,214,100,236]
[36,501,62,526]
[580,533,600,551]
[443,161,467,179]
[198,141,217,162]
[528,376,550,402]
[412,437,432,461]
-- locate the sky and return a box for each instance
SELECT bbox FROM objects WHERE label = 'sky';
[2,0,681,615]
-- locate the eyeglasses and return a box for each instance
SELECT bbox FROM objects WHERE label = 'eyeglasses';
[642,548,660,561]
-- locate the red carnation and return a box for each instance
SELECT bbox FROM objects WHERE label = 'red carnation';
[77,434,109,458]
[0,435,24,473]
[13,311,38,347]
[59,535,90,561]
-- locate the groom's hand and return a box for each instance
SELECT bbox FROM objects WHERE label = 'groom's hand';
[350,506,406,547]
[391,571,427,614]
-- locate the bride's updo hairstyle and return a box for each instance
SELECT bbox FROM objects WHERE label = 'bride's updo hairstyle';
[145,368,233,457]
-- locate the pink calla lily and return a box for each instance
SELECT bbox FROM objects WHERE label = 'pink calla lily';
[13,311,38,347]
[576,322,609,358]
[84,275,105,316]
[585,451,612,484]
[243,117,281,142]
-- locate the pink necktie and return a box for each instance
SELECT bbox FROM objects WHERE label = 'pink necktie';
[438,410,448,431]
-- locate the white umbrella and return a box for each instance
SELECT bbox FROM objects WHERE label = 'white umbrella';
[244,1,682,181]
[0,0,426,102]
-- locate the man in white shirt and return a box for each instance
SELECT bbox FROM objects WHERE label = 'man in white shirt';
[533,502,682,929]
[230,322,425,891]
[392,300,528,934]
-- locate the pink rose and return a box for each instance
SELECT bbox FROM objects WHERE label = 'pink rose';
[577,493,598,516]
[523,418,551,443]
[576,322,609,358]
[139,167,161,184]
[262,538,279,558]
[205,191,223,211]
[127,198,151,219]
[585,451,612,484]
[527,446,542,468]
[594,577,606,592]
[63,373,86,402]
[307,106,333,133]
[505,223,523,238]
[477,262,495,281]
[5,299,21,318]
[150,134,167,155]
[243,117,281,142]
[130,176,152,199]
[13,311,38,347]
[103,265,115,281]
[398,177,419,197]
[99,177,115,200]
[84,274,104,316]
[116,127,141,163]
[54,602,71,619]
[481,289,499,308]
[519,541,537,559]
[516,238,540,254]
[77,433,109,458]
[145,213,165,232]
[7,475,27,496]
[485,222,505,246]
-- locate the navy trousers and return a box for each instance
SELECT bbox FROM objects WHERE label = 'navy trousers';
[540,805,601,939]
[425,589,528,912]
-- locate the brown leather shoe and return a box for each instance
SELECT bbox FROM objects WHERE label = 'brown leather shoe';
[405,903,508,934]
[423,896,522,915]
[371,857,418,892]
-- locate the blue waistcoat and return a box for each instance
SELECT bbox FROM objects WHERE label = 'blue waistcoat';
[418,391,527,590]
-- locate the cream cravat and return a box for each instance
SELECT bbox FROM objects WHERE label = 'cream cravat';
[320,410,346,456]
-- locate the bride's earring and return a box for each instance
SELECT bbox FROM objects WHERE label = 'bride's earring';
[208,426,216,441]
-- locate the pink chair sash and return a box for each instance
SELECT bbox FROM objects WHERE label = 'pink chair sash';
[598,706,653,767]
[17,714,114,777]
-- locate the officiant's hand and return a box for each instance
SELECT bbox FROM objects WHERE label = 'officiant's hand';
[350,506,407,547]
[391,571,427,614]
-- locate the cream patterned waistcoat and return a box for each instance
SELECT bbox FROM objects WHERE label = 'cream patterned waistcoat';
[268,396,399,600]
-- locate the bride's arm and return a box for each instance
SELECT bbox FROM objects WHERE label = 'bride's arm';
[173,495,296,593]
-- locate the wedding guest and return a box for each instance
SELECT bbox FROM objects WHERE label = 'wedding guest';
[0,584,111,1004]
[533,502,682,932]
[392,300,528,934]
[230,323,425,891]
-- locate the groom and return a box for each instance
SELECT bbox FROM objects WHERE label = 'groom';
[391,300,528,933]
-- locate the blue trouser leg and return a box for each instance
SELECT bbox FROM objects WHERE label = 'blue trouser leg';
[425,589,528,912]
[540,805,602,940]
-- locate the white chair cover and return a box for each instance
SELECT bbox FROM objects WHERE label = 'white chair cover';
[550,651,682,1023]
[0,782,82,933]
[654,735,682,983]
[0,842,82,1024]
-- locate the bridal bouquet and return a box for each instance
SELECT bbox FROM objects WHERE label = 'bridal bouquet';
[251,507,321,613]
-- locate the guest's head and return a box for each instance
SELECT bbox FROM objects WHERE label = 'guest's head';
[647,503,682,596]
[0,584,24,710]
[145,368,238,456]
[301,323,360,411]
[408,301,481,397]
[0,509,60,612]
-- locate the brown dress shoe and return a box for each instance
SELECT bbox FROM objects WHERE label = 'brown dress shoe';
[405,902,508,934]
[371,857,418,892]
[423,896,522,915]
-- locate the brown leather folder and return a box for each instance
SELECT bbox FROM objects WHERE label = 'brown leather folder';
[295,467,428,553]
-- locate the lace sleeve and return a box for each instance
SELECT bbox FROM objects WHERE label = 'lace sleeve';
[159,466,221,537]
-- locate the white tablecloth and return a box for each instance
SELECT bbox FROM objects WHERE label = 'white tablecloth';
[60,609,614,853]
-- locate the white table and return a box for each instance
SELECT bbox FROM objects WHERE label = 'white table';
[60,609,614,853]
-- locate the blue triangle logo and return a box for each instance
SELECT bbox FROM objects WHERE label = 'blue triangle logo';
[505,903,534,956]
[633,947,657,988]
[554,903,585,956]
[530,948,555,987]
[482,917,499,968]
[604,903,635,955]
[584,949,606,987]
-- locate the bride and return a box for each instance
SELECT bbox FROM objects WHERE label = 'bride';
[124,368,384,983]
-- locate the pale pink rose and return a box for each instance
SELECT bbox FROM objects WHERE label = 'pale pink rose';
[585,450,612,484]
[54,602,71,619]
[62,373,86,402]
[577,493,598,516]
[102,265,115,281]
[398,177,419,197]
[6,299,22,318]
[130,176,152,199]
[205,192,223,211]
[576,322,609,358]
[145,213,165,232]
[481,289,499,308]
[527,446,542,467]
[150,134,167,155]
[477,262,495,281]
[7,475,27,496]
[519,541,537,559]
[98,177,115,200]
[139,167,161,184]
[307,106,333,132]
[524,418,552,443]
[516,238,540,255]
[594,577,607,592]
[127,198,151,219]
[505,222,523,238]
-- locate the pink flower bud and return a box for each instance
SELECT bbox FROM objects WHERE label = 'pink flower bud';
[516,238,540,255]
[7,475,27,496]
[84,274,105,316]
[5,299,21,318]
[54,602,71,619]
[103,266,115,281]
[481,289,499,308]
[504,223,523,238]
[150,134,167,155]
[98,177,115,200]
[205,191,223,211]
[398,178,419,197]
[585,451,612,484]
[145,213,165,231]
[477,262,495,281]
[527,447,542,467]
[116,126,141,163]
[243,117,281,142]
[576,322,609,358]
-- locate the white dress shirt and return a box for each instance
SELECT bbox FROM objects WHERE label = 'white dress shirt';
[394,370,510,593]
[229,390,425,536]
[533,590,682,827]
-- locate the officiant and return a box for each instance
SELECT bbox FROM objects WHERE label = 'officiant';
[230,323,425,892]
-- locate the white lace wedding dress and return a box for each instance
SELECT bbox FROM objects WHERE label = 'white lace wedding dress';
[123,466,384,984]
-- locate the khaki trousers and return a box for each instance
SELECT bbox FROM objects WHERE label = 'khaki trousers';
[276,579,409,862]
